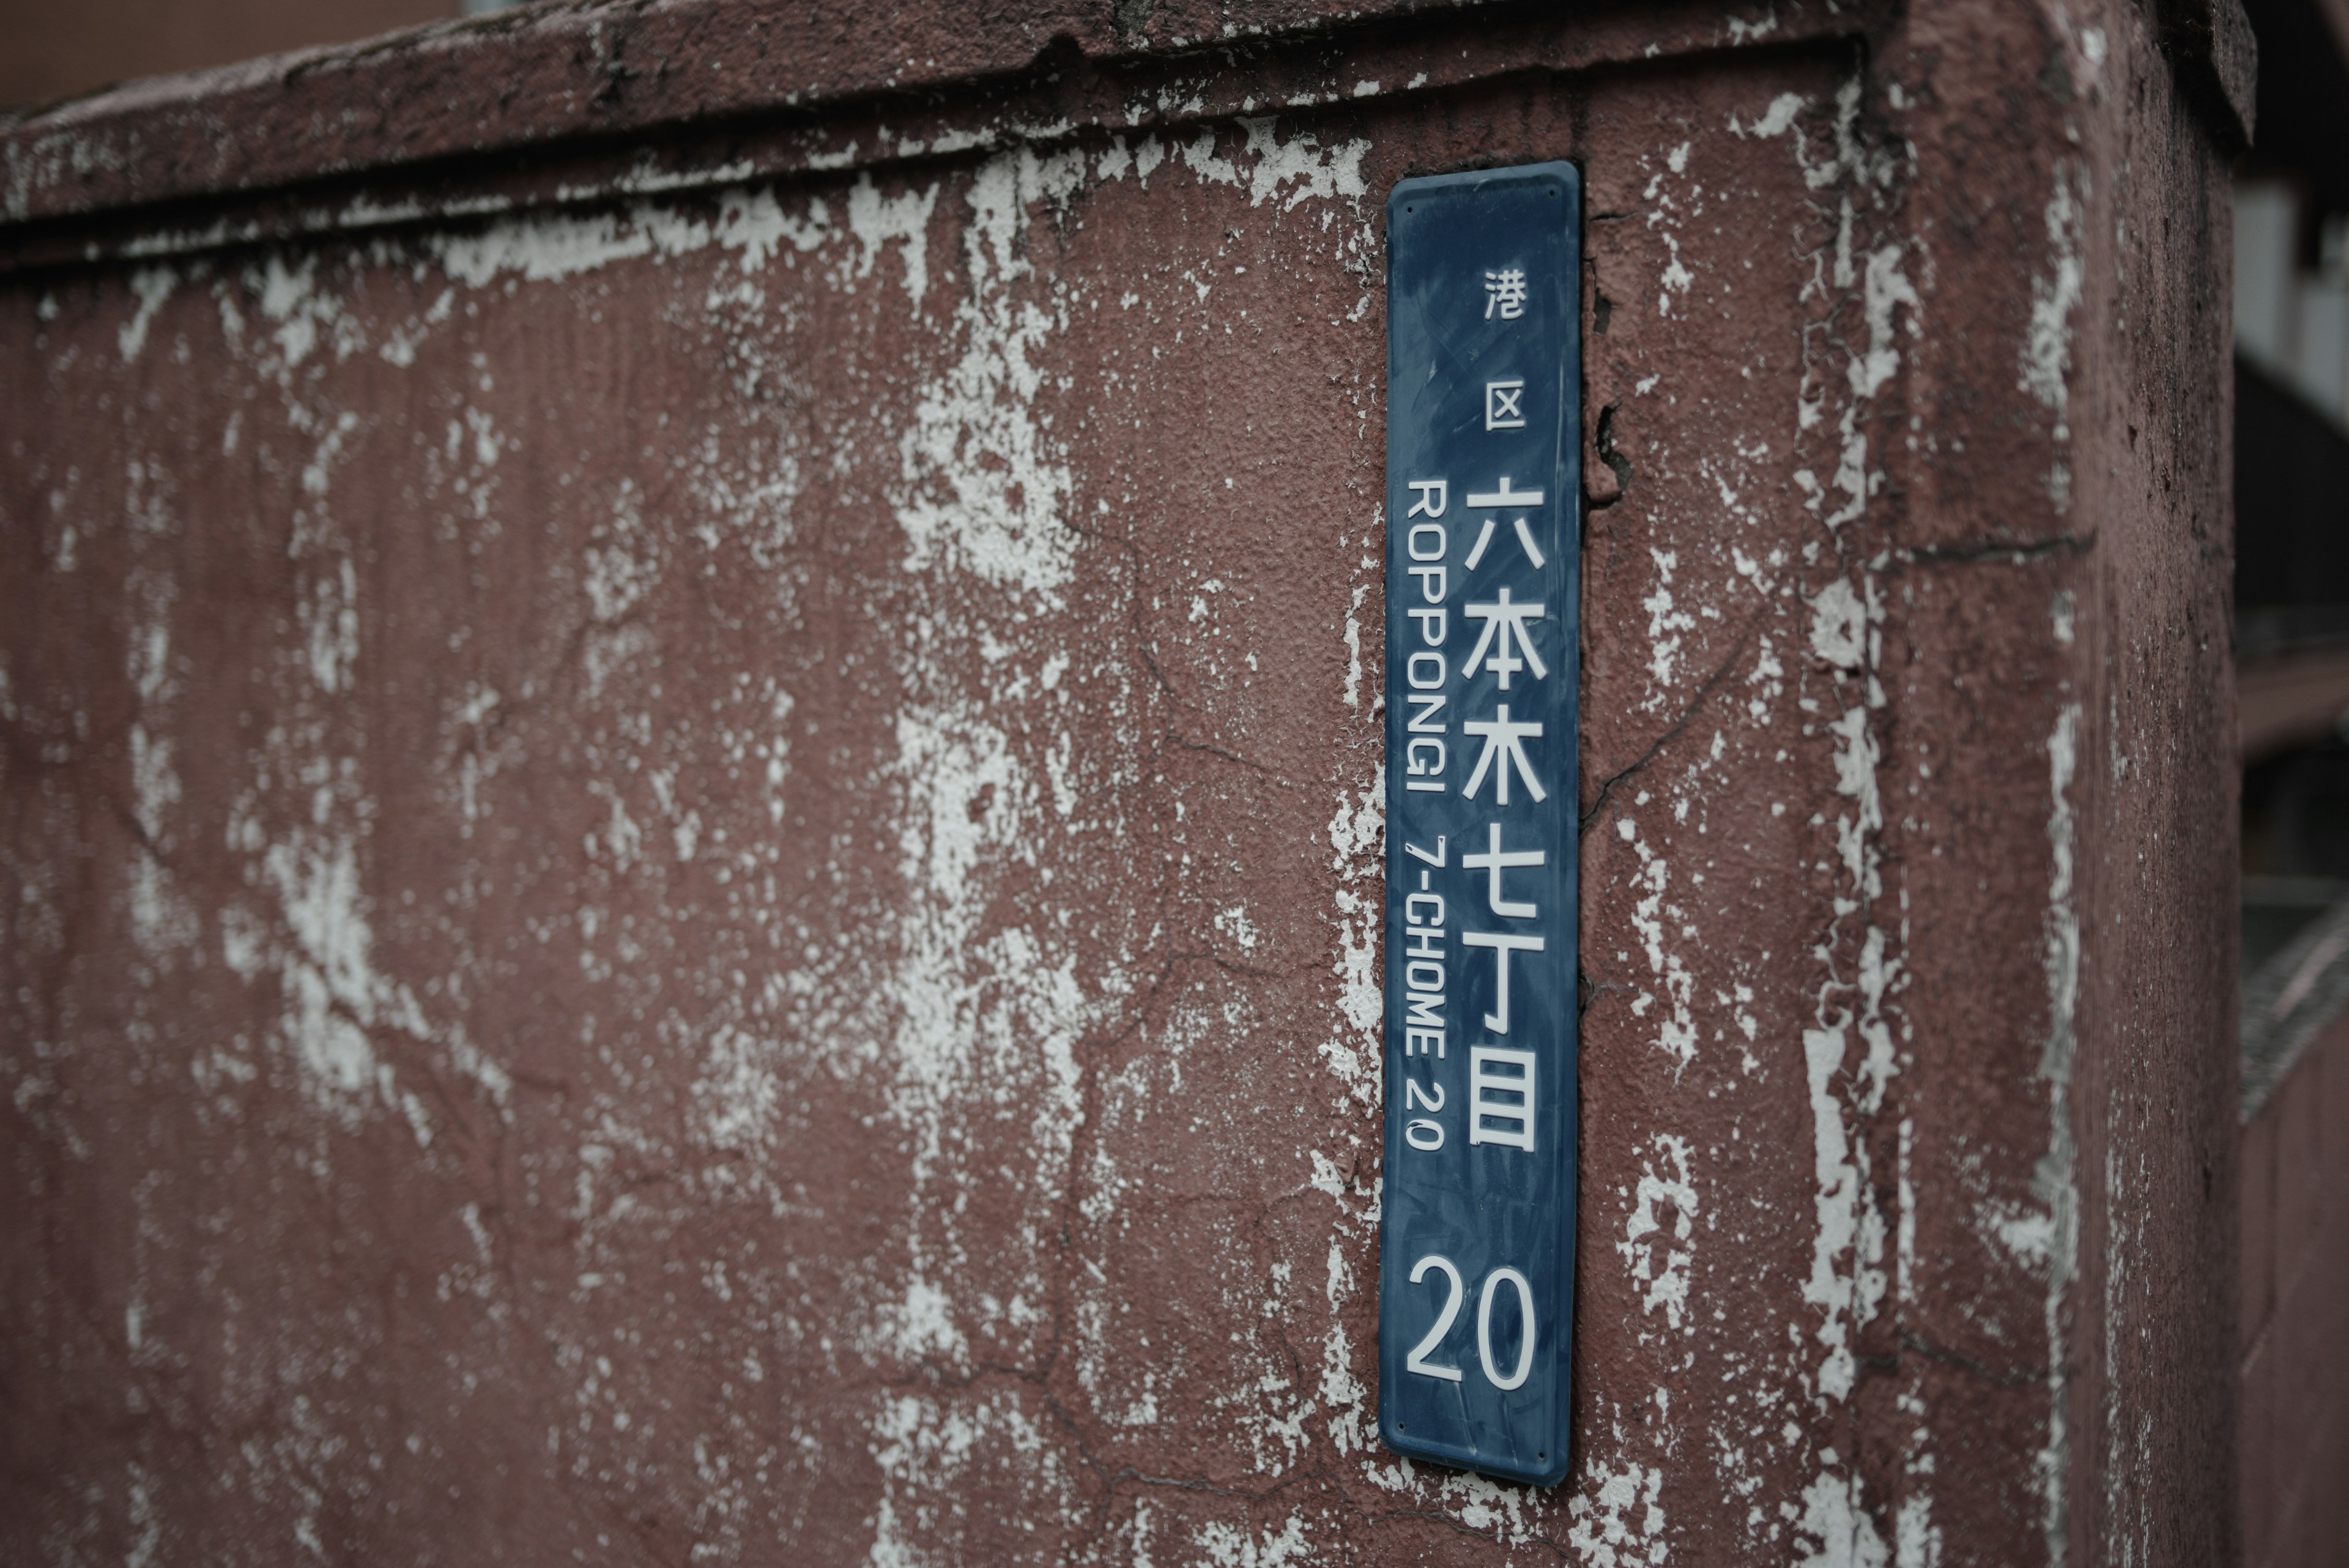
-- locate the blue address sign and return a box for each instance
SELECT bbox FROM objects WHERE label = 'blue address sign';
[1377,162,1581,1488]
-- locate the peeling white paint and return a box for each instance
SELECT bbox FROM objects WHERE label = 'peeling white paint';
[1796,1466,1890,1567]
[431,188,829,289]
[846,174,940,312]
[1566,1455,1668,1565]
[1620,814,1699,1069]
[1641,548,1698,703]
[1619,1133,1699,1332]
[864,1391,1071,1567]
[2033,704,2084,1566]
[116,267,174,360]
[232,824,510,1139]
[1176,119,1369,210]
[893,147,1085,604]
[1195,1510,1312,1567]
[2021,164,2085,508]
[1323,787,1384,1104]
[1743,73,1929,1558]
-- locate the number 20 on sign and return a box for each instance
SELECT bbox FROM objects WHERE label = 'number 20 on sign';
[1378,162,1581,1487]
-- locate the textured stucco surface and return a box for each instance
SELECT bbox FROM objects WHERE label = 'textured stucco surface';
[1,2,2236,1562]
[2240,937,2349,1568]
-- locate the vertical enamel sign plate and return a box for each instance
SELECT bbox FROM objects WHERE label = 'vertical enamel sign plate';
[1378,162,1580,1487]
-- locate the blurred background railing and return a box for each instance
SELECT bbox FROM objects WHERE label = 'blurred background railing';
[2238,1,2349,972]
[2230,6,2349,1561]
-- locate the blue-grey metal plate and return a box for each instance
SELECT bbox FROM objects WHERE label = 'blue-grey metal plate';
[1377,162,1580,1488]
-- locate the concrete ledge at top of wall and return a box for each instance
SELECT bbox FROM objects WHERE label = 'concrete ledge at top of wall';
[0,0,1902,253]
[0,0,2258,242]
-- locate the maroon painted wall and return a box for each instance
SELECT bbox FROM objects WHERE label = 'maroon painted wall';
[2241,1015,2349,1567]
[0,1,2242,1562]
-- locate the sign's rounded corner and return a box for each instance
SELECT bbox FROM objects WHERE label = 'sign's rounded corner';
[1516,1448,1573,1491]
[1526,159,1583,198]
[1385,172,1444,226]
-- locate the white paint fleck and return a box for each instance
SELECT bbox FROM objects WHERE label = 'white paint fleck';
[1849,243,1920,401]
[846,174,940,312]
[1641,548,1698,702]
[1342,575,1370,709]
[2021,165,2085,508]
[1795,1467,1890,1566]
[1732,91,1810,140]
[1175,119,1370,210]
[117,267,175,360]
[1322,788,1384,1104]
[239,825,509,1138]
[1567,1457,1667,1564]
[1808,578,1868,671]
[300,557,360,694]
[1619,1133,1699,1331]
[1195,1510,1311,1567]
[1620,816,1699,1068]
[431,188,829,289]
[894,147,1085,605]
[2032,704,2084,1565]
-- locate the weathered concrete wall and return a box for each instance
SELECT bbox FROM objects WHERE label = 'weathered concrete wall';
[2058,4,2243,1554]
[0,1,2240,1562]
[2240,938,2349,1568]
